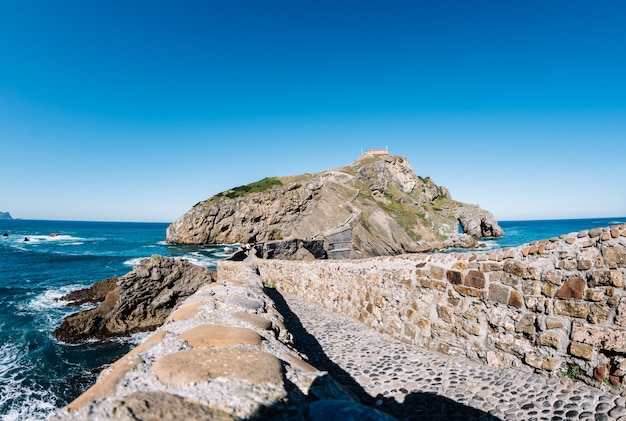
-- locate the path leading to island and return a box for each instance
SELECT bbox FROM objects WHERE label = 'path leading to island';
[271,290,626,421]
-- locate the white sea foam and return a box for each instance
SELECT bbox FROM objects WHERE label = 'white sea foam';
[0,341,57,421]
[123,257,149,267]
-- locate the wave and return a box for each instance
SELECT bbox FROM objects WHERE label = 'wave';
[0,341,58,421]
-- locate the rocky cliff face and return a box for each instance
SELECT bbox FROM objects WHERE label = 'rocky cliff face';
[166,154,503,258]
[54,255,214,343]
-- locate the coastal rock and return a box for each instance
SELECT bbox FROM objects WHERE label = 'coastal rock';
[0,211,12,220]
[457,207,504,238]
[53,255,215,343]
[166,154,503,258]
[58,277,118,307]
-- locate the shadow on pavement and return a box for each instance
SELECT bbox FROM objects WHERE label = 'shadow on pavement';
[265,288,502,421]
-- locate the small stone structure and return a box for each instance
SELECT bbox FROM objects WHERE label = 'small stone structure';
[221,224,626,387]
[365,146,389,156]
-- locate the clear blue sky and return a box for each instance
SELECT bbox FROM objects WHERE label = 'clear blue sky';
[1,1,624,222]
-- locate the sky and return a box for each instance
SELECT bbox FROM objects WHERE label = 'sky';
[1,1,625,223]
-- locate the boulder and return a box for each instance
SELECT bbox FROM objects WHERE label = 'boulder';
[53,255,215,343]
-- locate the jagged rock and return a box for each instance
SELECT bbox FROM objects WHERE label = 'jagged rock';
[166,154,503,257]
[457,206,504,238]
[53,256,215,343]
[0,211,12,220]
[58,277,118,307]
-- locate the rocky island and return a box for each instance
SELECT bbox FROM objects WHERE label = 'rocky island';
[0,211,13,220]
[166,152,503,259]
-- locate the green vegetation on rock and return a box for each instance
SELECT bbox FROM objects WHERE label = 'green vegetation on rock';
[215,177,283,199]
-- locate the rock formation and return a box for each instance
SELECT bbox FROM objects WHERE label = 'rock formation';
[0,211,12,220]
[53,255,215,343]
[166,154,503,258]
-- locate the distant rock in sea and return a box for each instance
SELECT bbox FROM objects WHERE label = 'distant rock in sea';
[0,212,13,220]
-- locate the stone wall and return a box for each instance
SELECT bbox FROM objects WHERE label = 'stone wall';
[52,264,390,420]
[220,224,626,387]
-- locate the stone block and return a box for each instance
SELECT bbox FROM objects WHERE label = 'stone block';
[524,353,543,370]
[179,324,264,348]
[508,291,524,308]
[480,262,503,272]
[569,342,594,360]
[232,312,273,330]
[588,304,611,324]
[589,270,614,287]
[571,321,626,352]
[171,302,206,322]
[538,331,563,349]
[489,284,510,305]
[504,260,527,278]
[555,276,585,300]
[602,232,612,241]
[554,300,588,319]
[589,228,603,238]
[578,260,592,270]
[611,227,621,238]
[525,296,546,313]
[516,314,537,336]
[586,290,605,302]
[602,247,626,268]
[429,265,445,280]
[464,270,486,289]
[543,283,558,298]
[542,270,562,285]
[501,273,519,288]
[546,317,565,330]
[615,298,626,327]
[437,305,454,324]
[543,357,560,371]
[152,348,284,387]
[566,237,576,245]
[523,280,542,296]
[453,285,484,298]
[446,270,463,285]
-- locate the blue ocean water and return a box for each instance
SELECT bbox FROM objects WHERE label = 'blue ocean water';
[0,220,236,421]
[0,217,625,420]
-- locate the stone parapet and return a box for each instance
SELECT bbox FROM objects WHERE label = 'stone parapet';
[51,265,391,420]
[234,224,626,387]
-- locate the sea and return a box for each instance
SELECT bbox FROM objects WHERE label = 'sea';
[0,216,625,420]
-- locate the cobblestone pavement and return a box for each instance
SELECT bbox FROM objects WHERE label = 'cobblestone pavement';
[268,290,626,421]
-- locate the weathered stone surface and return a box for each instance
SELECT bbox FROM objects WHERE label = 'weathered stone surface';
[508,291,524,308]
[152,348,284,386]
[554,300,588,318]
[503,260,527,277]
[489,283,509,305]
[516,315,537,336]
[90,392,236,421]
[615,298,626,327]
[569,341,594,360]
[232,312,273,330]
[53,256,215,342]
[465,270,486,289]
[179,324,263,348]
[57,277,118,307]
[170,301,205,321]
[571,322,626,352]
[602,246,626,268]
[446,270,463,285]
[555,276,585,300]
